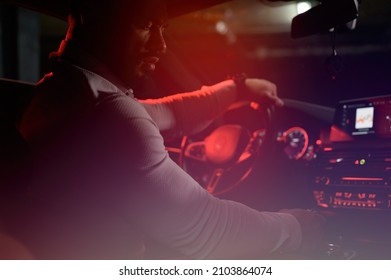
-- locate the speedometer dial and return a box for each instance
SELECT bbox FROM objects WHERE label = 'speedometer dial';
[278,127,309,160]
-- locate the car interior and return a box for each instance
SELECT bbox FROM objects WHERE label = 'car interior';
[1,0,391,259]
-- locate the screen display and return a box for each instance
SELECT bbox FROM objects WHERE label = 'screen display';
[332,95,391,141]
[355,107,374,131]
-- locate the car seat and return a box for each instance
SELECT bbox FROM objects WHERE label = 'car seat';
[0,77,34,259]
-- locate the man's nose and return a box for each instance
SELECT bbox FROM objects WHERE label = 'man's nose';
[147,27,167,54]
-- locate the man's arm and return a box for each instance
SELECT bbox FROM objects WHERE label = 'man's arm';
[140,78,282,138]
[140,80,237,138]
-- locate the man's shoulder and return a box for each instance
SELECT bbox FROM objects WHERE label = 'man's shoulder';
[94,94,155,125]
[35,62,92,101]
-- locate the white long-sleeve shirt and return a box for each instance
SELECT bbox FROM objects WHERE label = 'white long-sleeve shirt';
[19,40,301,259]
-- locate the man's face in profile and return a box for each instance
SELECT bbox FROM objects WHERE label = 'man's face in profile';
[92,0,168,85]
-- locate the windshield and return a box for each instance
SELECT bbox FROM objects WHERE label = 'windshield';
[162,0,391,107]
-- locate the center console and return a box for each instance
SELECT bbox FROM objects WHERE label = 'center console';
[313,95,391,211]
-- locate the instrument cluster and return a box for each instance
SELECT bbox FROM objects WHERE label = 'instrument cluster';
[277,126,317,161]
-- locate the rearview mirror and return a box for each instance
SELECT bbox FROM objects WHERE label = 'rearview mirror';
[265,0,359,38]
[291,0,358,38]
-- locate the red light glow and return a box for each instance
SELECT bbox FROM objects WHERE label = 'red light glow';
[341,177,383,181]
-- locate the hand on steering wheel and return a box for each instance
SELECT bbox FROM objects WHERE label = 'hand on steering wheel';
[240,78,283,108]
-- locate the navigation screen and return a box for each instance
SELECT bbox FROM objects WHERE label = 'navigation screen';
[355,107,374,131]
[332,95,391,141]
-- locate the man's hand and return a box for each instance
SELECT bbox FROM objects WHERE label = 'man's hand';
[244,78,284,107]
[279,208,326,254]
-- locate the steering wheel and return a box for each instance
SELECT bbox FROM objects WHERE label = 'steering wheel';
[175,101,275,196]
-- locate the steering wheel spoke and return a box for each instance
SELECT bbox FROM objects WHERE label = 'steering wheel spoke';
[183,141,208,162]
[236,129,267,163]
[205,168,225,194]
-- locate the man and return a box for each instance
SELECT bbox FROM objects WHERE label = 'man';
[18,0,324,259]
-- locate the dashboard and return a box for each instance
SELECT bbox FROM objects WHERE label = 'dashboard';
[312,95,391,211]
[271,96,391,212]
[274,96,391,259]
